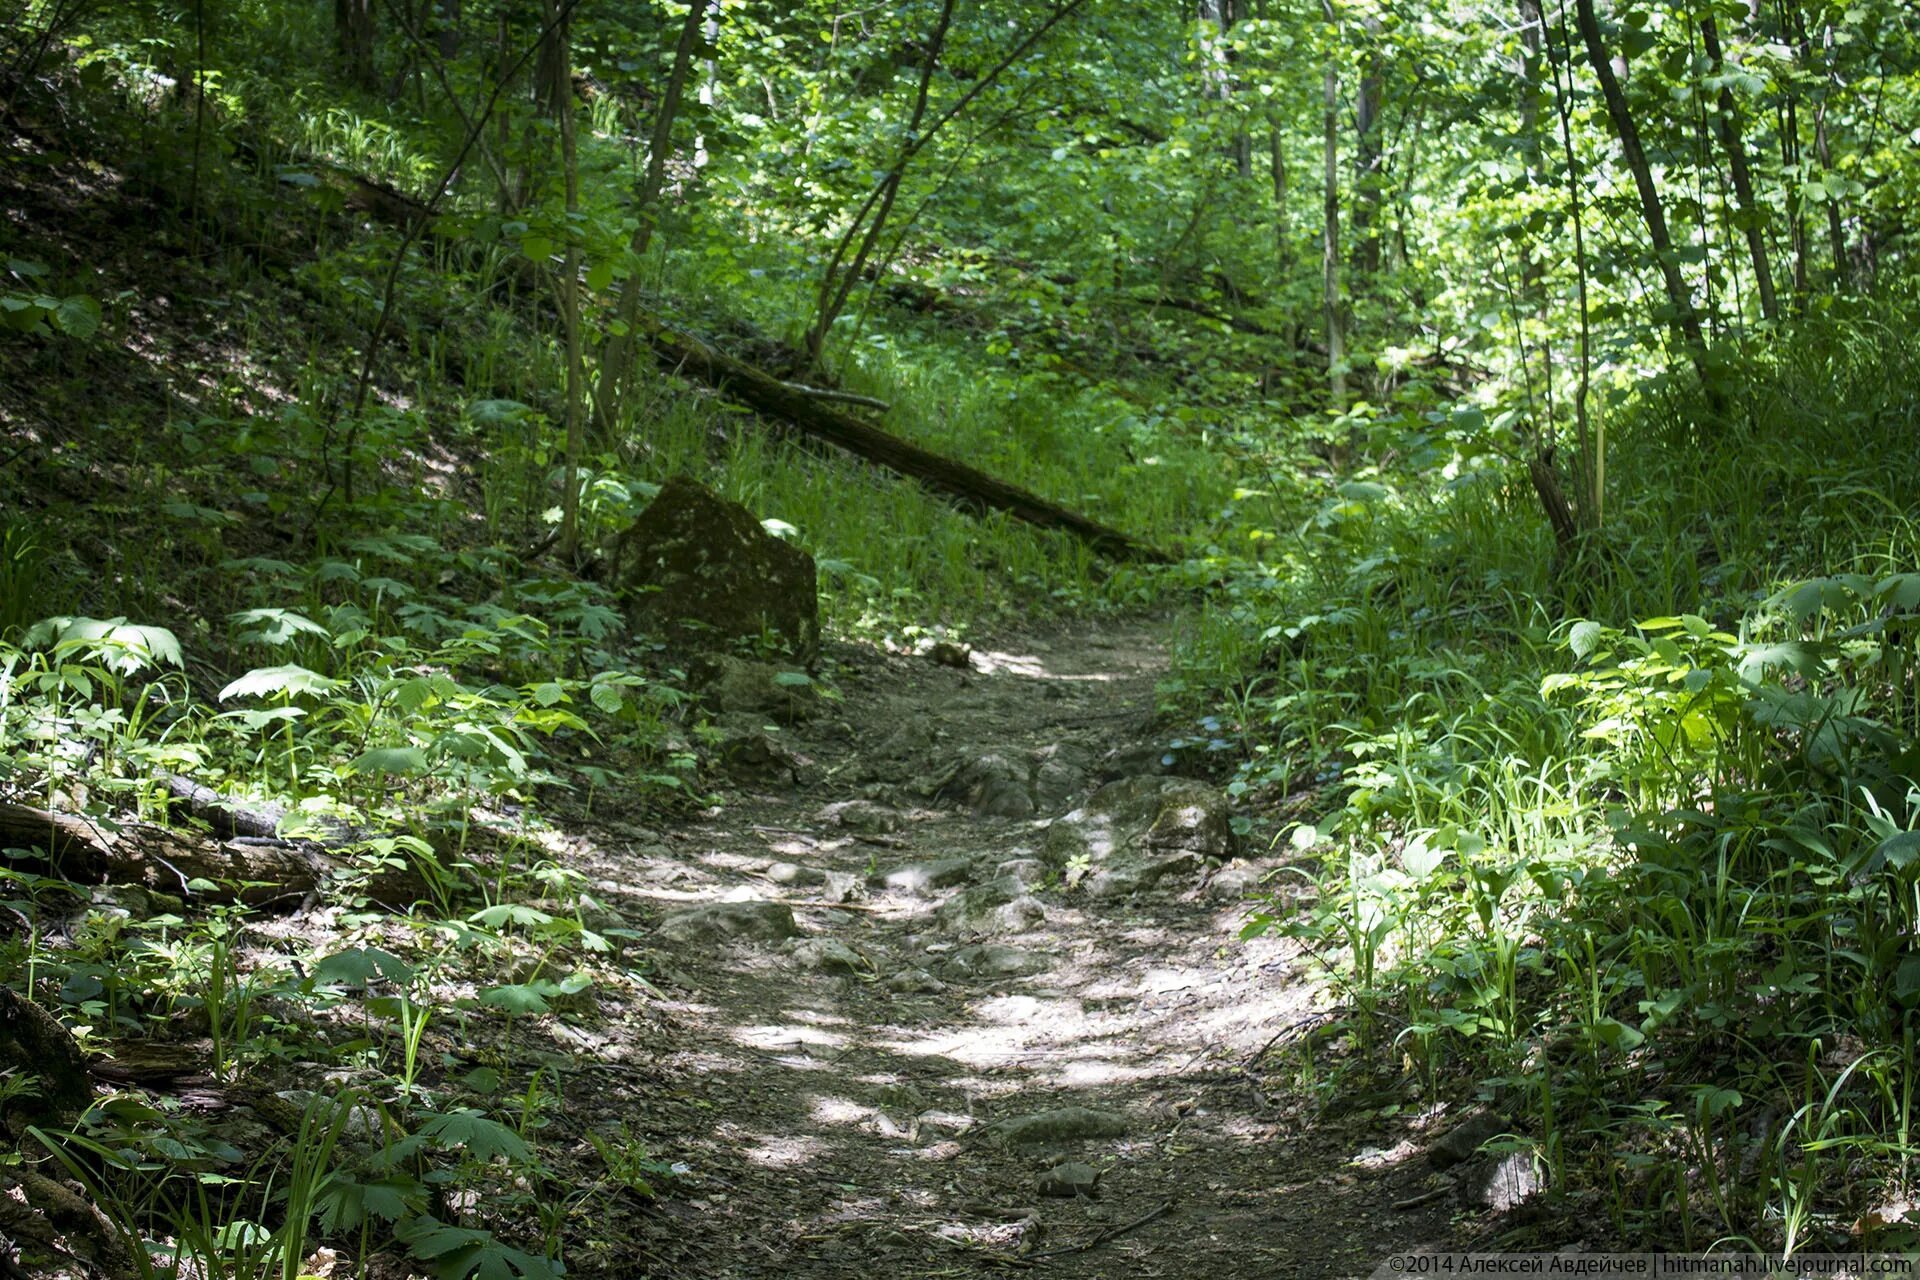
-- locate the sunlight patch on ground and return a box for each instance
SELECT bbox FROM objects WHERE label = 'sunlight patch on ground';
[969,648,1125,681]
[742,1132,826,1168]
[731,1022,849,1052]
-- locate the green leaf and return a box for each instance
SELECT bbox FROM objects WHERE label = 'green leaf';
[1402,833,1446,880]
[468,399,532,426]
[219,664,344,700]
[312,946,416,989]
[350,746,430,776]
[1568,619,1606,658]
[585,260,614,291]
[230,608,331,646]
[418,1108,532,1162]
[53,294,100,338]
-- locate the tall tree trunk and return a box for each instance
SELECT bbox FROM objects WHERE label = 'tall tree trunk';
[1322,57,1346,408]
[335,0,377,90]
[1572,0,1710,386]
[1351,17,1383,273]
[802,0,1089,370]
[1516,0,1547,293]
[1700,12,1777,321]
[434,0,459,60]
[546,0,584,562]
[1200,0,1252,178]
[592,0,711,434]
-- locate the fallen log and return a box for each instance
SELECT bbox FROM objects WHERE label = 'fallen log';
[0,802,426,909]
[210,140,1175,564]
[631,312,1175,563]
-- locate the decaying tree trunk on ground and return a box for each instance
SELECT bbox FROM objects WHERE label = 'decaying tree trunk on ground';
[0,802,426,907]
[0,985,93,1122]
[630,313,1174,563]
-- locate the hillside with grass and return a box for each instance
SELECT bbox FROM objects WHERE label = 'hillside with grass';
[3,0,1920,1276]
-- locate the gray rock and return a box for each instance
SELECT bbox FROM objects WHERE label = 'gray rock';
[941,943,1051,980]
[821,871,865,903]
[873,857,976,896]
[708,711,796,778]
[785,936,866,974]
[1204,861,1266,899]
[885,966,946,994]
[937,752,1035,818]
[1029,742,1094,812]
[693,654,818,724]
[995,1106,1128,1145]
[996,858,1049,889]
[1426,1108,1510,1169]
[275,1091,383,1142]
[1037,1161,1101,1198]
[656,900,799,945]
[617,476,819,663]
[935,877,1046,933]
[819,799,904,834]
[924,640,973,669]
[1042,776,1237,896]
[1454,1151,1545,1211]
[763,861,823,887]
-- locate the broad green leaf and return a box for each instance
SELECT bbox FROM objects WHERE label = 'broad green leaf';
[350,746,429,776]
[220,665,343,700]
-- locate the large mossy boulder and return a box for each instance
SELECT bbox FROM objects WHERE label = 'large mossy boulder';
[1042,776,1236,896]
[618,476,820,664]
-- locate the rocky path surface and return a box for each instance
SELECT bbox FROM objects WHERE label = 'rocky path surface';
[566,621,1460,1278]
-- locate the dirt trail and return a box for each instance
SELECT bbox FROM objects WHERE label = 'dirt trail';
[567,621,1456,1278]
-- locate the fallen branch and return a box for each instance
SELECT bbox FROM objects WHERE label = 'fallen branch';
[1026,1200,1175,1259]
[780,382,891,412]
[0,801,425,909]
[632,311,1174,563]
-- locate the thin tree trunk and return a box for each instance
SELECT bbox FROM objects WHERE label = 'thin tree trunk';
[592,0,711,434]
[805,0,957,367]
[335,0,378,90]
[1321,52,1346,408]
[1700,12,1778,321]
[802,0,1093,370]
[1572,0,1710,386]
[1553,0,1597,528]
[547,0,584,562]
[1351,18,1383,273]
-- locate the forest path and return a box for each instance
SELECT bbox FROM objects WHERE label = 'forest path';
[566,620,1455,1278]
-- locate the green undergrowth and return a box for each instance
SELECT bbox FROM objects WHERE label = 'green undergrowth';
[1171,307,1920,1249]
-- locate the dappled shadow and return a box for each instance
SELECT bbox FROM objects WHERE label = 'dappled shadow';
[542,621,1459,1279]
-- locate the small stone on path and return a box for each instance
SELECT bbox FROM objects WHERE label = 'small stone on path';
[656,900,799,945]
[941,942,1050,980]
[1037,1161,1101,1198]
[995,1106,1128,1145]
[784,936,866,974]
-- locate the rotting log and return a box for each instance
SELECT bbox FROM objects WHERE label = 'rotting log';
[0,802,426,908]
[0,985,92,1123]
[629,312,1175,564]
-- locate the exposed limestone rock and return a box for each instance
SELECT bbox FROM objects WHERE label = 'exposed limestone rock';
[993,1106,1128,1145]
[934,876,1047,933]
[618,476,819,663]
[1454,1151,1546,1211]
[819,799,904,834]
[784,936,867,974]
[940,942,1051,980]
[656,900,800,945]
[1042,776,1237,896]
[693,654,819,724]
[872,857,976,896]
